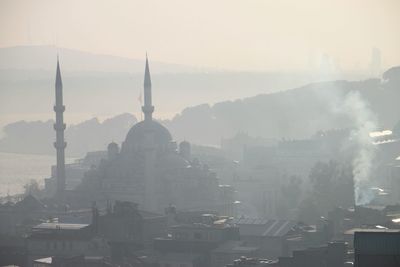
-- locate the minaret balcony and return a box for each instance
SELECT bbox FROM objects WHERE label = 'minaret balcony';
[54,141,67,149]
[53,105,65,112]
[142,105,155,114]
[54,123,66,131]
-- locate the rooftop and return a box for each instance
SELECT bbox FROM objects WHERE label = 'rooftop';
[29,222,93,241]
[33,223,89,231]
[232,218,296,237]
[345,228,400,235]
[213,240,258,254]
[33,257,52,264]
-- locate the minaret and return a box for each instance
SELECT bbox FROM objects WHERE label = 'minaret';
[54,57,67,194]
[142,55,154,121]
[141,55,157,211]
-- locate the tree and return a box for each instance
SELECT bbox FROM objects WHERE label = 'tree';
[23,179,41,198]
[308,160,355,216]
[277,175,303,218]
[298,197,320,224]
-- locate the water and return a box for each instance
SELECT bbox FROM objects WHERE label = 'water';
[0,152,74,197]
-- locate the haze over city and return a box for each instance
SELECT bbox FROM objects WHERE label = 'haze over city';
[1,1,400,266]
[1,0,400,126]
[1,0,400,71]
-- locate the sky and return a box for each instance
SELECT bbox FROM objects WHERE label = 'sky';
[0,0,399,71]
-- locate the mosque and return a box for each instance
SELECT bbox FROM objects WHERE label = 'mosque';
[49,56,234,214]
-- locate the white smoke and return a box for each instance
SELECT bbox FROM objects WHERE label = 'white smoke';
[342,91,377,206]
[313,57,378,206]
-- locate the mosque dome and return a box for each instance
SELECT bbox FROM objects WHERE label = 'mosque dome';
[121,56,172,153]
[122,120,172,152]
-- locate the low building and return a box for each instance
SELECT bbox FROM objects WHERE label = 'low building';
[33,255,113,267]
[278,241,347,267]
[211,240,259,267]
[97,201,167,263]
[226,256,277,267]
[354,230,400,267]
[232,218,298,259]
[344,228,400,250]
[27,222,109,266]
[0,195,94,236]
[151,217,241,267]
[0,235,27,267]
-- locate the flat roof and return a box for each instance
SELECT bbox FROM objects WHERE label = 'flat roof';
[33,223,89,230]
[33,257,52,264]
[345,228,400,235]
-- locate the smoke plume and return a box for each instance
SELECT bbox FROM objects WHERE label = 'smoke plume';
[342,91,377,206]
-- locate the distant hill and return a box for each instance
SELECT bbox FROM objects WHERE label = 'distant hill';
[0,113,137,156]
[163,66,400,145]
[0,45,205,73]
[1,45,397,154]
[1,66,399,156]
[0,45,370,129]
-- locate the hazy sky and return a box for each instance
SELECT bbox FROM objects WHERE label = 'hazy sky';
[1,0,399,71]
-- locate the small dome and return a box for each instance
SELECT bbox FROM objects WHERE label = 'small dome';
[122,120,172,152]
[107,142,119,159]
[108,141,119,151]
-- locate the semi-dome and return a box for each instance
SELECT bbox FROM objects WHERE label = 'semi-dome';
[122,120,172,152]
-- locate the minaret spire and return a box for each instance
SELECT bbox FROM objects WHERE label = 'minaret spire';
[54,57,66,195]
[142,54,154,121]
